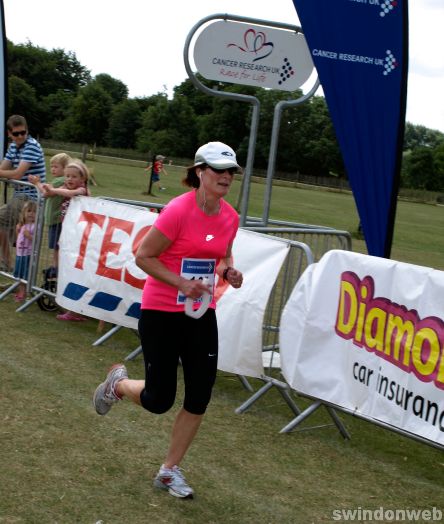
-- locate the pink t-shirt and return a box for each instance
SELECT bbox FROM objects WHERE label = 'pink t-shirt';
[16,223,35,256]
[141,190,239,312]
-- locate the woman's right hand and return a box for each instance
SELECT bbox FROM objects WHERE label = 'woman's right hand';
[179,278,211,300]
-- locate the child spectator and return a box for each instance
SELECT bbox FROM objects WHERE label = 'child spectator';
[44,153,72,277]
[13,200,36,302]
[145,154,168,193]
[30,159,90,321]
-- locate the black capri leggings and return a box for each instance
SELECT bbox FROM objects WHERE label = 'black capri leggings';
[138,308,219,415]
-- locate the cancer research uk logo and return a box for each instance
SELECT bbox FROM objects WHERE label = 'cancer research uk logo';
[383,49,398,76]
[379,0,398,18]
[227,29,274,62]
[227,29,295,87]
[312,48,398,76]
[349,0,398,18]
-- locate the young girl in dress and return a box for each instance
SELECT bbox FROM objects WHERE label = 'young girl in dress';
[13,200,37,302]
[30,159,90,320]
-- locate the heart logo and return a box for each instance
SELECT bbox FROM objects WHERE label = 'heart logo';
[227,29,274,62]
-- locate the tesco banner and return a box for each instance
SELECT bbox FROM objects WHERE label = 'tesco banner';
[57,198,155,328]
[280,250,444,447]
[57,197,289,377]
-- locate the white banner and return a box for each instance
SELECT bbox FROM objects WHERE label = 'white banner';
[280,250,444,447]
[216,230,289,378]
[57,197,289,377]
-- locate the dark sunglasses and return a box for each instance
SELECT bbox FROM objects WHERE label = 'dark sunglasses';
[208,166,237,175]
[11,130,27,137]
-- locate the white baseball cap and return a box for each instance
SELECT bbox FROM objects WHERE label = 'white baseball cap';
[193,141,240,170]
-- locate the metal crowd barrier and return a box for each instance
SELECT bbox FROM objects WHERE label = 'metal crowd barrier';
[0,179,46,309]
[232,237,313,414]
[244,219,352,262]
[234,223,352,437]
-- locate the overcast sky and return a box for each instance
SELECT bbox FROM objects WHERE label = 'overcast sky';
[3,0,444,133]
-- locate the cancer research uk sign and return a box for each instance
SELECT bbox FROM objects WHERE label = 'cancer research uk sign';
[56,197,289,377]
[280,250,444,447]
[193,20,314,91]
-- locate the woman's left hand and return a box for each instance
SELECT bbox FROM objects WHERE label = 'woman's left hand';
[225,267,243,289]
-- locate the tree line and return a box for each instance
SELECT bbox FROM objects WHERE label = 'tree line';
[7,40,444,191]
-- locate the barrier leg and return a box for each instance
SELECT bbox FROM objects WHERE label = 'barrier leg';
[279,401,350,440]
[0,281,20,300]
[235,375,299,415]
[276,386,302,416]
[15,291,44,312]
[237,374,254,392]
[279,401,323,433]
[325,406,351,440]
[235,381,274,414]
[265,377,302,415]
[125,345,142,361]
[92,324,123,346]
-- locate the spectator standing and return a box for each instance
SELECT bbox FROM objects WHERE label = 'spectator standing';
[44,153,72,277]
[13,200,37,302]
[30,159,90,321]
[0,115,45,271]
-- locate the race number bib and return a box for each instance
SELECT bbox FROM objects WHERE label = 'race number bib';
[177,258,216,304]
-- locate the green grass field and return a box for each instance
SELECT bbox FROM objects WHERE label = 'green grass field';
[1,157,443,523]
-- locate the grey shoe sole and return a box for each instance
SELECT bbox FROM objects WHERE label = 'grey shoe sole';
[153,479,194,499]
[92,382,112,415]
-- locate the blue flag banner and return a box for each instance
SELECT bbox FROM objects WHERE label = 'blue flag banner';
[291,0,408,257]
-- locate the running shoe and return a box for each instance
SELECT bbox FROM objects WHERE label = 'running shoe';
[154,465,194,499]
[92,364,128,415]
